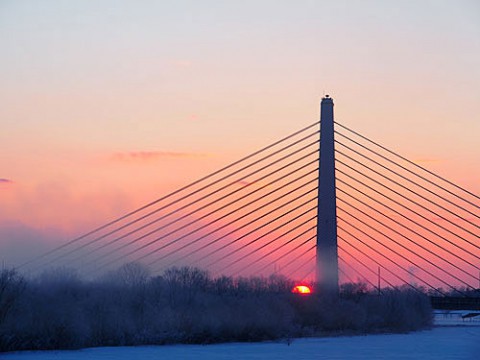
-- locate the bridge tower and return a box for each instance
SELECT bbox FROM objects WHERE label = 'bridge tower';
[316,95,339,294]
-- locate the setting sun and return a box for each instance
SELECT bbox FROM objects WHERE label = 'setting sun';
[292,285,312,295]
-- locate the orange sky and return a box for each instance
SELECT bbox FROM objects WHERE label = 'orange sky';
[1,1,479,279]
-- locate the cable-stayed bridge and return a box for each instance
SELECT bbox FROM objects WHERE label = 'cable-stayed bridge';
[20,97,479,300]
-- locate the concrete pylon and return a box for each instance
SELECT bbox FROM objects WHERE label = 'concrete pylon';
[316,95,339,294]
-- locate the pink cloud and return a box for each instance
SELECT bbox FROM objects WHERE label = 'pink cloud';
[111,151,208,162]
[0,178,13,184]
[236,180,252,186]
[236,180,261,187]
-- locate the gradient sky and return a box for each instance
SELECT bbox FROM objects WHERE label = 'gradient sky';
[1,0,479,267]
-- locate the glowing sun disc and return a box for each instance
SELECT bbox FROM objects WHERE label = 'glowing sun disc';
[292,285,312,294]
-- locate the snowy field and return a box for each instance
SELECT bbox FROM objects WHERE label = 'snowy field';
[4,312,479,360]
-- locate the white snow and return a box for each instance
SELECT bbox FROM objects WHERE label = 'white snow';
[3,325,479,360]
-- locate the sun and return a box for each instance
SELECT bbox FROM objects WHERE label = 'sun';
[292,284,312,295]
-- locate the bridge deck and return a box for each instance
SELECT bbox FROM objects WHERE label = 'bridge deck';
[430,296,480,311]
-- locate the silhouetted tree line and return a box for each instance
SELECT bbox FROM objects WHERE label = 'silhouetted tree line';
[0,263,432,352]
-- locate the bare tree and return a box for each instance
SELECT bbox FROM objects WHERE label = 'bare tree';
[115,262,150,288]
[0,268,24,326]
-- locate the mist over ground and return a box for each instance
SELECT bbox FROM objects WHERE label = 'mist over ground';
[0,222,65,268]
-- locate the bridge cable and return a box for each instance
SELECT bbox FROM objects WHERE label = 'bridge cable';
[338,221,446,296]
[143,183,317,272]
[335,139,480,229]
[43,136,319,269]
[271,244,316,278]
[289,253,316,280]
[296,258,317,282]
[335,168,480,269]
[337,261,356,284]
[189,196,317,268]
[77,152,319,268]
[335,142,480,237]
[338,244,396,290]
[141,179,317,269]
[216,218,317,274]
[334,121,480,205]
[20,122,319,269]
[338,255,381,291]
[94,179,318,273]
[335,159,480,257]
[204,207,317,269]
[235,234,316,276]
[337,203,466,295]
[337,194,475,291]
[339,235,429,293]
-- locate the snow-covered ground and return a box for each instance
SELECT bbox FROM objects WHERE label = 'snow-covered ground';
[4,314,479,359]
